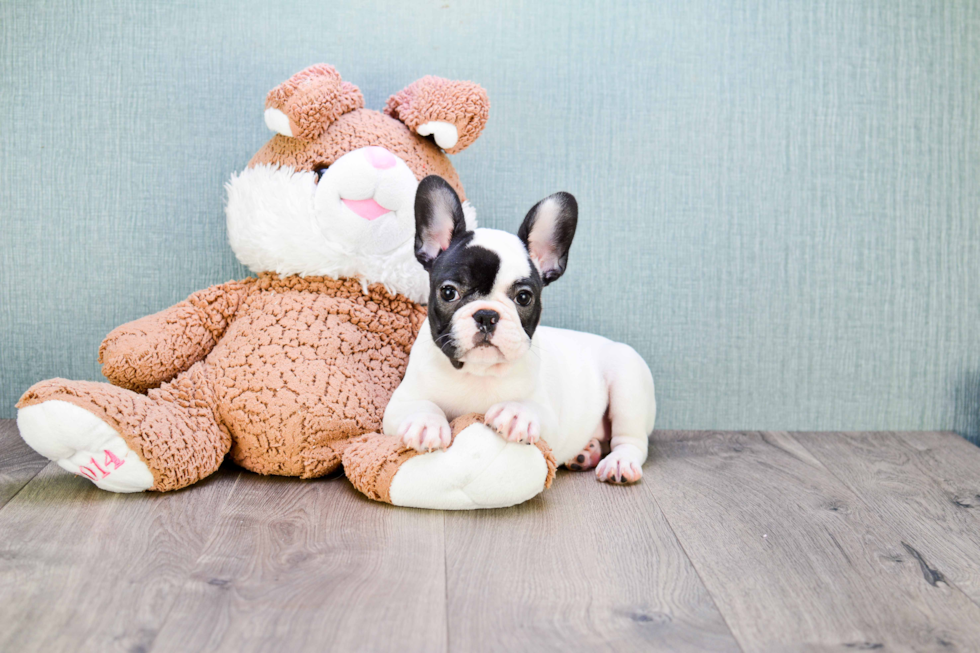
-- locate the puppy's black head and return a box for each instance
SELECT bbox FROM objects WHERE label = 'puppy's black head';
[414,176,577,370]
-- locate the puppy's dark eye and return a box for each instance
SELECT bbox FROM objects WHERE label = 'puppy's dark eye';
[440,286,459,302]
[313,165,330,182]
[515,290,533,306]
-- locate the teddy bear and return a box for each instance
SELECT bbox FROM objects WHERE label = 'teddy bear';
[16,64,555,509]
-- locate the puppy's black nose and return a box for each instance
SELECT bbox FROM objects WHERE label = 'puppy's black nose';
[473,309,499,334]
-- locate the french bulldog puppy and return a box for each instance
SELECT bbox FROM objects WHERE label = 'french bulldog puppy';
[383,176,656,484]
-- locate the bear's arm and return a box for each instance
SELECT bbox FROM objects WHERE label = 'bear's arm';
[98,279,255,393]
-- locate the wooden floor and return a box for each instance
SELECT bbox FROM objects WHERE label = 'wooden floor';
[2,422,980,652]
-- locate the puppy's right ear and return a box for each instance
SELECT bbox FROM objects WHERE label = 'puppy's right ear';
[518,192,578,285]
[414,176,469,270]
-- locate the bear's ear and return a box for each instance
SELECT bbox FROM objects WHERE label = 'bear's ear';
[385,76,489,154]
[264,64,364,141]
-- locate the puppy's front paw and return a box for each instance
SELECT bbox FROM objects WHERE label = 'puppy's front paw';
[596,448,644,485]
[485,402,540,444]
[397,413,452,452]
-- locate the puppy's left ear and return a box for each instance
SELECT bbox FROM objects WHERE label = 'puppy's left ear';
[518,192,578,285]
[415,176,470,270]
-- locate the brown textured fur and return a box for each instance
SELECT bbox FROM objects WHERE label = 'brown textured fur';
[250,110,468,200]
[385,76,490,155]
[251,66,483,200]
[20,276,426,490]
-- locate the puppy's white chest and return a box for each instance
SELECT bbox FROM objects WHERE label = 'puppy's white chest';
[429,352,534,418]
[427,370,536,421]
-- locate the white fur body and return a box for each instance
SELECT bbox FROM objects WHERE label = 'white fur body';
[385,320,657,467]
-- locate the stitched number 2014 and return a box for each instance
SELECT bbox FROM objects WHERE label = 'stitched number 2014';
[78,449,126,481]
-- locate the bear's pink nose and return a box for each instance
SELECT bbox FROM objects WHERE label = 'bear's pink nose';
[364,146,396,170]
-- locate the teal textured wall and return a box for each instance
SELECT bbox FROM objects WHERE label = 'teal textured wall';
[2,1,978,439]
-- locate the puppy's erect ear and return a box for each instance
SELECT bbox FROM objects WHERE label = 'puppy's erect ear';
[415,176,470,270]
[518,192,578,285]
[264,64,363,141]
[386,76,490,154]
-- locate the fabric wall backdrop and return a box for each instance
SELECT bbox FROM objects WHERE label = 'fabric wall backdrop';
[2,0,978,440]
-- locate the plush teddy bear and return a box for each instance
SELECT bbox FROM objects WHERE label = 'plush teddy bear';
[16,64,554,509]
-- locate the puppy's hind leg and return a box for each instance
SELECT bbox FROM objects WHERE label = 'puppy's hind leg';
[564,412,609,471]
[595,343,656,485]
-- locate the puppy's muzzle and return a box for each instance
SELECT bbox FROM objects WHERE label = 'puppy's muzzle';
[473,310,499,336]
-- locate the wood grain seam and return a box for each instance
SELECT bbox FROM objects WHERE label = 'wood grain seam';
[645,481,747,653]
[0,461,53,515]
[142,470,245,653]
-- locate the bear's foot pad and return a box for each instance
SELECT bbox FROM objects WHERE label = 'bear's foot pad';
[17,400,154,493]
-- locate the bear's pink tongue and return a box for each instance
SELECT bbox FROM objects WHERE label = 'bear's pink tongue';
[342,198,391,221]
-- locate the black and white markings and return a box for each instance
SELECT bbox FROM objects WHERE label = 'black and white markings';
[412,175,577,367]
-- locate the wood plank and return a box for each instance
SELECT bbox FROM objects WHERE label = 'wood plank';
[150,474,448,653]
[444,468,741,653]
[892,431,980,526]
[0,460,240,652]
[797,431,980,605]
[646,430,980,652]
[0,419,48,510]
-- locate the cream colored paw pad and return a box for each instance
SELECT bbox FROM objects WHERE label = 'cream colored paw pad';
[17,400,154,493]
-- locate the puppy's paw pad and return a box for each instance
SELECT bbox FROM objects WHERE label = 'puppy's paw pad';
[596,451,643,485]
[484,402,540,444]
[398,413,452,452]
[565,438,602,471]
